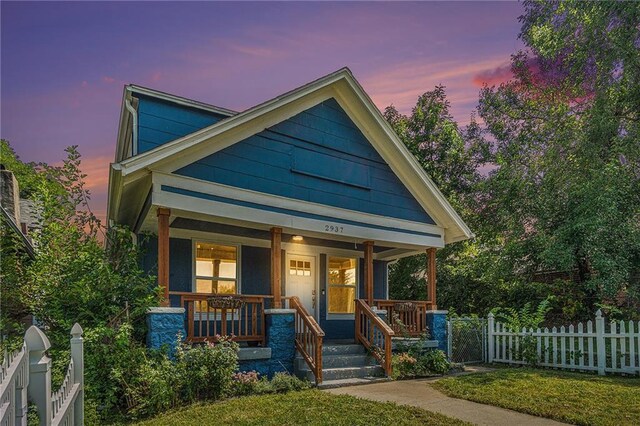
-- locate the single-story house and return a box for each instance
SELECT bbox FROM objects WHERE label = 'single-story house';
[107,67,472,384]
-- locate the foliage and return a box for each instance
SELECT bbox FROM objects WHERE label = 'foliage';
[492,299,552,331]
[390,317,450,379]
[434,368,640,426]
[231,371,261,396]
[491,299,552,365]
[132,390,470,426]
[176,337,239,403]
[387,2,640,322]
[0,140,160,422]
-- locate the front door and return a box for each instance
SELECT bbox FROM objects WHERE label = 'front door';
[286,254,316,316]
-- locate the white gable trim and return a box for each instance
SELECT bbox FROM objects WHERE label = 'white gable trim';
[110,68,473,244]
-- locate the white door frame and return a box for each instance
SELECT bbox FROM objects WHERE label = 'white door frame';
[285,251,319,320]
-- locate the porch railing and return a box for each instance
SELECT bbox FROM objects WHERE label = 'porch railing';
[355,299,394,376]
[172,292,272,344]
[289,296,324,384]
[374,299,433,337]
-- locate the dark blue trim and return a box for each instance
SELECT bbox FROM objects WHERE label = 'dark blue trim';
[161,185,441,239]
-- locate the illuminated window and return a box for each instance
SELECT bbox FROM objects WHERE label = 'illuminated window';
[194,242,237,294]
[328,256,357,314]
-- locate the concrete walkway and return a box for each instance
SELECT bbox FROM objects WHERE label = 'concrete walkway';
[325,368,567,425]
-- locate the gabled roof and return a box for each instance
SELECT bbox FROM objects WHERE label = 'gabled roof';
[108,67,473,244]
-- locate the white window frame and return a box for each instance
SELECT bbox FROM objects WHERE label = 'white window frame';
[325,254,359,320]
[191,239,242,295]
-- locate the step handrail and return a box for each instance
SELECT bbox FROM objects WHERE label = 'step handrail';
[355,299,395,376]
[289,296,325,384]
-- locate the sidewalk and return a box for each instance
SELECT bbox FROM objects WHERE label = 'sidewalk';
[324,368,567,425]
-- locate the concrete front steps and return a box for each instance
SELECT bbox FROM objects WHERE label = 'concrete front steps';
[294,341,389,388]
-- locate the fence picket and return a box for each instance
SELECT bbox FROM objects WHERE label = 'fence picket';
[577,322,584,368]
[630,321,636,374]
[2,324,83,426]
[482,311,638,376]
[620,320,627,372]
[611,321,617,371]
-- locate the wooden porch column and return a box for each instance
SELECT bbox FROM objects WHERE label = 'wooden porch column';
[364,241,374,305]
[157,208,171,307]
[426,248,437,310]
[270,227,282,308]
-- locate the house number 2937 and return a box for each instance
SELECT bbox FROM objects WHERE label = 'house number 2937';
[325,224,344,233]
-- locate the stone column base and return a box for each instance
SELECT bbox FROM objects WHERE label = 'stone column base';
[146,307,185,356]
[426,310,448,353]
[264,309,296,376]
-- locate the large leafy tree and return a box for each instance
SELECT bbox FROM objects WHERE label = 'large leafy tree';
[476,1,640,318]
[384,88,494,312]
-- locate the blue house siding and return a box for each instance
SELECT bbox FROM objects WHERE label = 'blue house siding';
[139,236,192,306]
[176,98,434,224]
[135,94,228,154]
[241,245,271,295]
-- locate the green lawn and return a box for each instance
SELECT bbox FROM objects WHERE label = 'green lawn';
[132,390,469,426]
[433,368,640,426]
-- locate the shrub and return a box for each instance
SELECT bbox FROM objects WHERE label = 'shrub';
[392,350,450,379]
[268,372,311,393]
[416,349,450,375]
[231,371,260,396]
[176,337,239,402]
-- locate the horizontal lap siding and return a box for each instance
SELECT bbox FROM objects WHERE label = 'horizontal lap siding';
[176,98,434,224]
[241,245,271,295]
[136,94,227,154]
[139,236,192,307]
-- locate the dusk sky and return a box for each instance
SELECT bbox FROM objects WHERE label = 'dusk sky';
[1,1,524,221]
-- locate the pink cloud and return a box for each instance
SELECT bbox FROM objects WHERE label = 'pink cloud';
[472,63,512,87]
[102,76,116,84]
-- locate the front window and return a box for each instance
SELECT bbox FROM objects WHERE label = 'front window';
[195,242,237,294]
[328,256,357,314]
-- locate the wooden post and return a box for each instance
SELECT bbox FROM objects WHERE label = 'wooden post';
[364,241,374,305]
[271,227,282,308]
[157,208,171,307]
[427,248,437,310]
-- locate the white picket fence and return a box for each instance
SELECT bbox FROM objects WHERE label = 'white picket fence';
[488,310,640,375]
[0,324,84,426]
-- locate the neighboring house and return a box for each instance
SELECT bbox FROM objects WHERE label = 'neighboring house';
[0,167,35,259]
[107,68,473,383]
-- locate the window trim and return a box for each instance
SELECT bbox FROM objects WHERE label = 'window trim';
[191,239,241,295]
[325,254,359,320]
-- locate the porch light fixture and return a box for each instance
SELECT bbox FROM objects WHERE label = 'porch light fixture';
[292,235,304,242]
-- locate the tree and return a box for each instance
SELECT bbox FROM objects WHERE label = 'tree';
[475,1,640,318]
[384,87,494,313]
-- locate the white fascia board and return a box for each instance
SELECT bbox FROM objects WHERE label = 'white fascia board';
[127,85,237,117]
[114,86,132,163]
[152,172,444,237]
[151,184,445,249]
[106,163,123,223]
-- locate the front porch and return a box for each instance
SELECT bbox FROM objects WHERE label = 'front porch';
[148,208,444,384]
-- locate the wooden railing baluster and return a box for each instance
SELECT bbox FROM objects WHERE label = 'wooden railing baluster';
[355,299,394,377]
[289,296,325,384]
